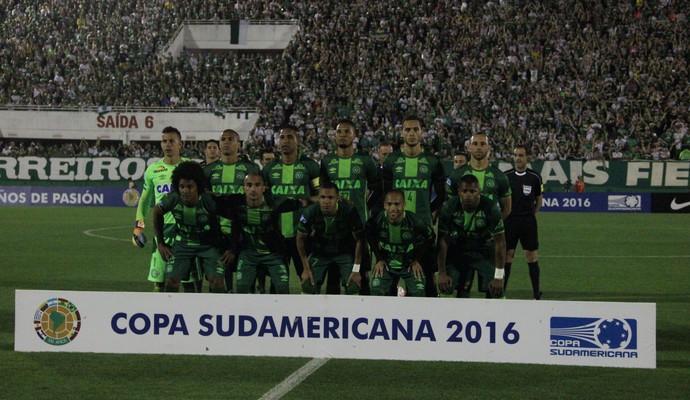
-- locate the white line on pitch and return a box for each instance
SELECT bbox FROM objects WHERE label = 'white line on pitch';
[259,358,329,400]
[83,226,131,242]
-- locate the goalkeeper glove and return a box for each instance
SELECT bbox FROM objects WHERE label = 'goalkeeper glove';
[132,220,147,248]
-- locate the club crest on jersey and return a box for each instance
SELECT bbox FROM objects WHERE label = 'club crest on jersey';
[419,165,429,173]
[352,166,361,174]
[295,171,304,179]
[523,185,532,195]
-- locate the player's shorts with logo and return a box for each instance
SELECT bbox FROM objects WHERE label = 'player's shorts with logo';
[445,246,503,298]
[235,250,290,294]
[303,253,359,295]
[370,266,425,297]
[164,244,225,281]
[148,224,200,283]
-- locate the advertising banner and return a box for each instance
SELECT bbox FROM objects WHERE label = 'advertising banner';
[2,159,689,193]
[650,192,690,213]
[541,193,651,213]
[15,290,656,369]
[0,186,139,207]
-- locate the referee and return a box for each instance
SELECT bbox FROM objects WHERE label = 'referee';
[504,145,543,300]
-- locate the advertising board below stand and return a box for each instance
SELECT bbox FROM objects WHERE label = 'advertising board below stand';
[541,192,690,213]
[541,193,651,212]
[649,192,690,213]
[16,290,656,369]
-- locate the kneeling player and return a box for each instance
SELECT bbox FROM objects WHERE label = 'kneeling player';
[296,182,363,295]
[437,174,505,298]
[153,162,234,293]
[217,172,305,294]
[366,190,433,297]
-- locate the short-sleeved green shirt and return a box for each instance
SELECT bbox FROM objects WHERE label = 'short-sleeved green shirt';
[320,151,380,223]
[447,164,511,204]
[204,158,260,195]
[157,192,224,247]
[297,201,363,257]
[217,194,301,256]
[438,195,504,252]
[262,154,320,238]
[204,158,260,234]
[365,210,433,270]
[383,150,446,226]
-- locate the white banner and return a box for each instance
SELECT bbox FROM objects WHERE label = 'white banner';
[0,110,258,141]
[15,290,656,368]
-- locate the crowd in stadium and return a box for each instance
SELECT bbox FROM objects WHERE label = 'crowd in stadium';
[1,0,688,162]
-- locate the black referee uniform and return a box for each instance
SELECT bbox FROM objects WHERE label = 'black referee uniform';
[504,167,543,298]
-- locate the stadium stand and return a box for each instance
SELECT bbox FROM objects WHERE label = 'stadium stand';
[1,0,688,161]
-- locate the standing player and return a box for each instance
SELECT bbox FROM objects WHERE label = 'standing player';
[259,148,276,167]
[447,132,511,297]
[262,126,320,287]
[367,141,394,220]
[200,139,220,167]
[132,126,193,292]
[453,152,468,170]
[204,129,260,292]
[153,162,232,293]
[218,172,305,294]
[382,116,446,297]
[320,119,380,294]
[296,182,363,295]
[255,147,276,292]
[365,190,433,297]
[437,174,506,298]
[504,145,543,299]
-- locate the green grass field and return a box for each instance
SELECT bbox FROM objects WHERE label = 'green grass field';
[1,207,689,399]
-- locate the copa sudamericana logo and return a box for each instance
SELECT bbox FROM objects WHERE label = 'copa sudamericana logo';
[34,298,82,346]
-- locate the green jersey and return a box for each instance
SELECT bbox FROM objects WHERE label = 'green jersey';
[204,158,260,194]
[382,150,446,225]
[217,194,302,255]
[297,201,363,256]
[320,151,380,223]
[447,164,511,204]
[204,158,260,235]
[365,210,433,270]
[438,195,504,252]
[262,154,320,238]
[157,192,225,247]
[136,158,188,225]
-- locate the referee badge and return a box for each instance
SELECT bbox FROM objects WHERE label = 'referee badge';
[523,185,532,195]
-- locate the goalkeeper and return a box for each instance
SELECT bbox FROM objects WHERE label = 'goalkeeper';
[132,126,195,292]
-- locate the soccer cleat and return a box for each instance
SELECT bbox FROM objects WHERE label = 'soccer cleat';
[534,291,542,300]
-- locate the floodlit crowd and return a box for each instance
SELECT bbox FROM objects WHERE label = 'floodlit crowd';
[1,0,689,161]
